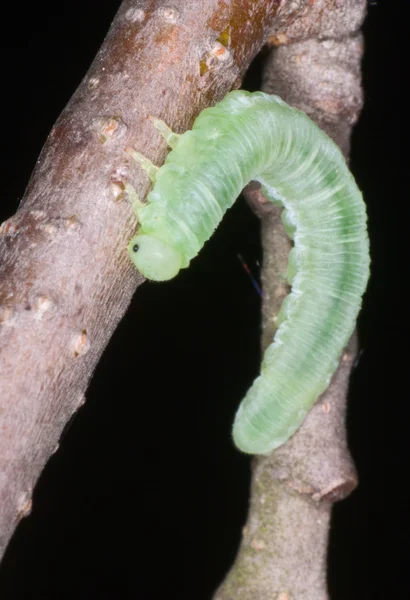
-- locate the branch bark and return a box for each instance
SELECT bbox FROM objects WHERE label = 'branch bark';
[213,3,367,599]
[0,0,331,561]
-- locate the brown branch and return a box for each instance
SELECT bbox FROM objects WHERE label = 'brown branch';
[0,0,329,561]
[213,2,367,599]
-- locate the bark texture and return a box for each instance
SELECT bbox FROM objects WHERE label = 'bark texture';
[213,3,367,599]
[0,0,319,557]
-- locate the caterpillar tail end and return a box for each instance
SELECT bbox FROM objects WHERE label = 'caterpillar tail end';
[231,383,299,455]
[232,412,288,456]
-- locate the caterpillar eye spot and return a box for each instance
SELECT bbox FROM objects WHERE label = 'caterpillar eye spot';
[128,234,182,280]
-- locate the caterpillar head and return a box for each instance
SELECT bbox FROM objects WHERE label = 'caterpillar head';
[128,233,182,281]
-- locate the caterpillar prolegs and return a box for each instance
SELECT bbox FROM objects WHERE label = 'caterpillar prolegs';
[126,90,370,455]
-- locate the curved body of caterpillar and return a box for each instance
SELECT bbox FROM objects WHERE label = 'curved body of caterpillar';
[128,90,370,454]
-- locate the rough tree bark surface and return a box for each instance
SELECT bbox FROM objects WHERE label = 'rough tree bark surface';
[213,4,367,600]
[0,0,329,560]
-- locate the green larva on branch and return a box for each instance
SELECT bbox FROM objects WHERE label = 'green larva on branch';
[126,90,370,455]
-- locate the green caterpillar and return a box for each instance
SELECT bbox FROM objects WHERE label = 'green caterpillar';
[126,90,370,455]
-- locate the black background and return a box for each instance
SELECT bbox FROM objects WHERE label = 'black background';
[0,1,402,598]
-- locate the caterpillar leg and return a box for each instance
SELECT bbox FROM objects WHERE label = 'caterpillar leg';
[124,181,145,220]
[148,116,181,149]
[126,148,159,183]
